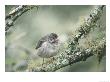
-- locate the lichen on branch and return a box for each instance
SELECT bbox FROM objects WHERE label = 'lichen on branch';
[28,39,105,72]
[5,5,105,72]
[27,5,105,72]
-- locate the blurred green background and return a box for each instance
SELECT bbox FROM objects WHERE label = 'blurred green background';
[5,5,106,72]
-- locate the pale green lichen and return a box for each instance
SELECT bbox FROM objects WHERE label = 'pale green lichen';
[62,59,69,65]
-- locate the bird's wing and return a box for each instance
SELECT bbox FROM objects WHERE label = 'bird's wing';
[35,40,44,49]
[35,35,48,49]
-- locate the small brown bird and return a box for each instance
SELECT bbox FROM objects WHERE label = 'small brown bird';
[35,33,59,66]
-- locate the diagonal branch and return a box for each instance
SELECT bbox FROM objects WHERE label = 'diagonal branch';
[66,5,105,55]
[30,39,105,72]
[5,5,39,33]
[27,5,105,72]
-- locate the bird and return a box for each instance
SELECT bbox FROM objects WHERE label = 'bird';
[35,33,59,67]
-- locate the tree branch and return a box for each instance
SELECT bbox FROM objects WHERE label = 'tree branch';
[30,39,105,72]
[27,5,105,72]
[65,5,105,56]
[5,5,38,33]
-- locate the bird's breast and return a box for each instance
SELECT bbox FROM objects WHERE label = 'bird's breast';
[37,42,58,58]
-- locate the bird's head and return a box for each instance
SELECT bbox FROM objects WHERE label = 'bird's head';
[48,33,59,44]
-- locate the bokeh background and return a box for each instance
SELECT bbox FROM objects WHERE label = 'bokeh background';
[5,5,106,72]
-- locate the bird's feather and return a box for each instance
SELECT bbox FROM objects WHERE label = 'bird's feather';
[35,35,48,49]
